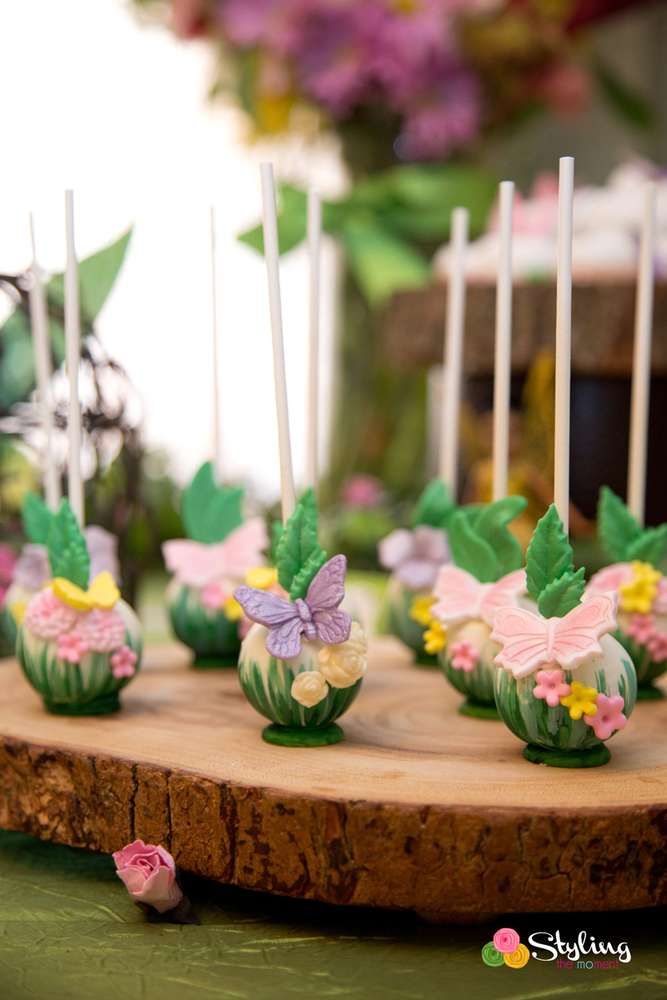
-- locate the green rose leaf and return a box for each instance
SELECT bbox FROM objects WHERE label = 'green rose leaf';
[597,486,642,563]
[181,462,244,544]
[411,479,456,530]
[22,492,54,545]
[447,510,499,584]
[526,504,574,603]
[537,567,586,618]
[469,496,527,576]
[627,525,667,567]
[276,489,327,599]
[47,500,90,588]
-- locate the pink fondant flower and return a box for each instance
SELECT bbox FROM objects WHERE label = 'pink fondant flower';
[449,640,479,673]
[24,589,79,640]
[626,613,655,645]
[110,645,138,679]
[75,608,126,653]
[200,581,227,611]
[112,839,183,914]
[56,630,89,664]
[647,630,667,663]
[493,927,521,955]
[532,668,571,708]
[584,693,627,741]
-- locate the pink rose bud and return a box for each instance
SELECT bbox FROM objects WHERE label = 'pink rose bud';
[112,839,183,914]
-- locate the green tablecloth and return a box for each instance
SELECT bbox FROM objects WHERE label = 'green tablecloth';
[0,829,665,1000]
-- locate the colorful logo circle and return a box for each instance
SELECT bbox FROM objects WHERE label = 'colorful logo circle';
[482,928,530,969]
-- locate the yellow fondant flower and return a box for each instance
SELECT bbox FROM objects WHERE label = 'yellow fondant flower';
[410,594,435,627]
[424,620,447,655]
[223,597,243,622]
[619,561,662,614]
[560,681,598,720]
[9,600,26,625]
[245,566,278,590]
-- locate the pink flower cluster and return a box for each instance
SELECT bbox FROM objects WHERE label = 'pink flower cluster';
[23,588,137,679]
[626,614,667,663]
[200,581,230,611]
[217,0,482,160]
[0,543,17,606]
[532,668,627,741]
[449,640,479,673]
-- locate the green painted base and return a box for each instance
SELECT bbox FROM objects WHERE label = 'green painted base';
[523,742,611,768]
[458,700,500,720]
[192,653,239,670]
[414,652,439,668]
[43,692,121,717]
[262,723,344,747]
[637,684,665,701]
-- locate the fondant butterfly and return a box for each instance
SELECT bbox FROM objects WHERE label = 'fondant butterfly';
[431,566,526,627]
[234,554,352,659]
[490,593,618,679]
[52,571,120,611]
[163,518,268,588]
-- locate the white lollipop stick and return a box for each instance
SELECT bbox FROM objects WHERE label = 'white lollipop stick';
[627,183,657,526]
[64,190,84,526]
[209,205,222,479]
[305,188,321,492]
[439,207,468,498]
[554,157,574,535]
[492,181,514,502]
[28,215,60,511]
[260,164,296,523]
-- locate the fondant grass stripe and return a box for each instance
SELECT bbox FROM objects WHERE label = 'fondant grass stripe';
[617,631,664,687]
[440,657,495,706]
[169,584,240,659]
[239,656,362,730]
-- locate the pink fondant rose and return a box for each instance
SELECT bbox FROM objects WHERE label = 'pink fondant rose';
[113,839,183,914]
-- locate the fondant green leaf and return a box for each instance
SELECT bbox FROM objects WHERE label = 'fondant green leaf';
[537,567,586,618]
[447,510,499,583]
[22,492,54,545]
[469,496,527,576]
[627,525,667,568]
[276,489,327,599]
[47,500,90,588]
[411,479,456,530]
[270,520,284,564]
[597,486,642,562]
[181,462,244,544]
[525,505,574,603]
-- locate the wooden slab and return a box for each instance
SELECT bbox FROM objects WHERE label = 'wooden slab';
[1,640,666,922]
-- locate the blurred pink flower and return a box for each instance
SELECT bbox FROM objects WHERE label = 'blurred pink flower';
[536,61,591,117]
[341,474,384,509]
[171,0,208,39]
[201,581,227,611]
[647,630,667,663]
[113,839,182,913]
[626,613,655,645]
[110,645,138,679]
[56,631,89,665]
[449,639,478,672]
[533,668,571,707]
[397,70,480,160]
[584,693,626,741]
[76,609,127,653]
[0,544,16,605]
[24,589,79,641]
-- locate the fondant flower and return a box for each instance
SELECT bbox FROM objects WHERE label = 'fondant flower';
[449,640,479,673]
[110,645,138,679]
[584,693,627,740]
[75,608,126,653]
[626,613,655,645]
[532,669,571,708]
[409,594,435,627]
[244,566,278,590]
[317,622,367,688]
[200,581,226,610]
[560,681,598,720]
[112,839,183,914]
[223,597,243,622]
[56,630,89,664]
[378,525,449,592]
[619,562,661,615]
[423,619,446,654]
[290,670,329,708]
[11,544,48,592]
[646,630,667,663]
[24,588,79,640]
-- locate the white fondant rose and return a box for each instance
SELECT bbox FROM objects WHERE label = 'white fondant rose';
[317,622,368,689]
[291,670,329,708]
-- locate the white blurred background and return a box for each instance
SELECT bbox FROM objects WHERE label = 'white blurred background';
[0,0,345,499]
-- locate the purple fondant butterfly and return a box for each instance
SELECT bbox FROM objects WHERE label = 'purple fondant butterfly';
[234,554,351,659]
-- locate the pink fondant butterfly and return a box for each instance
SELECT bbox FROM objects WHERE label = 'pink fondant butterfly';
[162,518,268,588]
[490,593,618,679]
[234,554,351,659]
[431,566,526,627]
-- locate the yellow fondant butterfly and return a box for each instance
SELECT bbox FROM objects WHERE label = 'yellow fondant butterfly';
[52,571,120,611]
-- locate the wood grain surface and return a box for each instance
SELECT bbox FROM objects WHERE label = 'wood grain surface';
[1,639,666,922]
